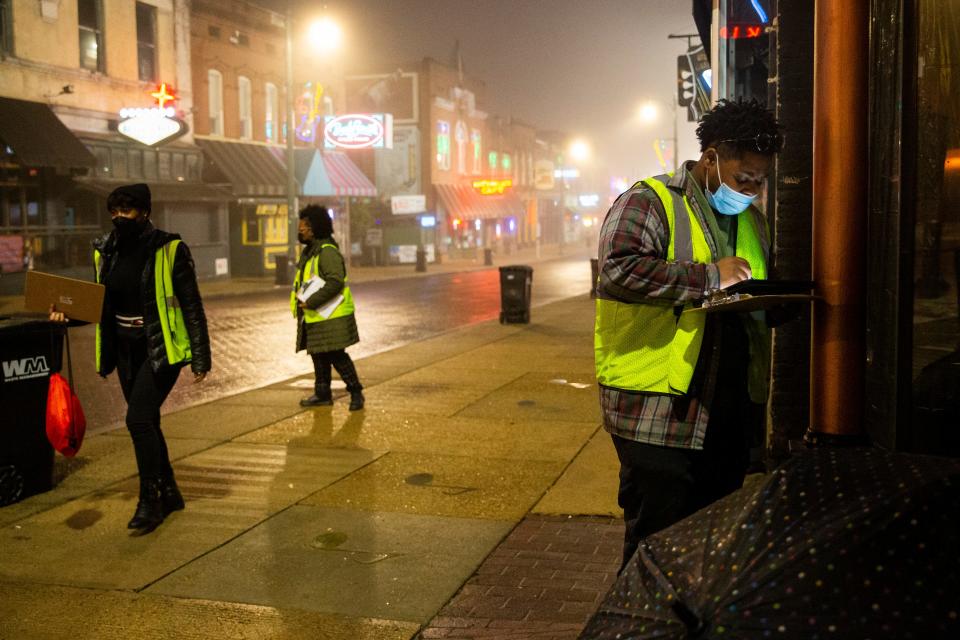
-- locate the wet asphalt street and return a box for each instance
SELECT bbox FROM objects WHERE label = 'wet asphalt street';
[71,254,593,433]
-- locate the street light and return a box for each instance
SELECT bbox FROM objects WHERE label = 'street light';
[569,139,591,163]
[637,99,679,172]
[285,7,342,272]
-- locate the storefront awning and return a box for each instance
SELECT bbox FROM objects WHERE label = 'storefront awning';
[435,184,525,221]
[74,179,233,203]
[270,148,377,198]
[0,97,96,170]
[195,138,288,197]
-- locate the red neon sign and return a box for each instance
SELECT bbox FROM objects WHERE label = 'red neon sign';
[150,83,177,109]
[720,24,763,39]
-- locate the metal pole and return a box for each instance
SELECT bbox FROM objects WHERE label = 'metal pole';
[672,96,679,171]
[808,0,869,441]
[285,3,298,263]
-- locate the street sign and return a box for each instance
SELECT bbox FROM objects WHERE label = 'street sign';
[391,194,426,214]
[365,228,383,247]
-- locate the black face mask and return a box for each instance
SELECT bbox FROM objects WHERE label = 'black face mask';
[112,216,146,241]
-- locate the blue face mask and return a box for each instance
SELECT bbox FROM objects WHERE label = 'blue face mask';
[705,155,757,215]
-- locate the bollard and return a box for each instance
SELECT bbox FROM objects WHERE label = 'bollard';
[484,248,493,266]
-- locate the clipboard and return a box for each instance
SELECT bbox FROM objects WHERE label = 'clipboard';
[684,293,817,314]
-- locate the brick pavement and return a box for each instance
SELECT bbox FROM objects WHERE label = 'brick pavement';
[417,515,623,640]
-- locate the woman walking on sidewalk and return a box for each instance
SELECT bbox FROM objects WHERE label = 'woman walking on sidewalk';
[293,205,364,411]
[51,183,210,533]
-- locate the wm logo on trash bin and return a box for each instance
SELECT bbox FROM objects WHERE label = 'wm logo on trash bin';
[2,356,50,382]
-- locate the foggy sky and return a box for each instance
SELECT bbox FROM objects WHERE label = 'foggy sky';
[295,0,703,186]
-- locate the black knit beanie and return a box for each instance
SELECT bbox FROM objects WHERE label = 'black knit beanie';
[107,183,152,214]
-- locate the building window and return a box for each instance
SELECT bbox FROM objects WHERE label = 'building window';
[208,69,224,135]
[455,121,468,175]
[78,0,104,72]
[502,153,512,173]
[238,75,252,139]
[208,25,220,38]
[135,2,156,82]
[436,120,451,171]
[471,130,482,175]
[488,151,498,171]
[0,0,13,55]
[264,82,278,142]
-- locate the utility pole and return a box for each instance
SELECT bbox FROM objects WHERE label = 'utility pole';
[284,2,299,276]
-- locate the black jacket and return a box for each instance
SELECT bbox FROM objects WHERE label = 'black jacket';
[94,223,211,376]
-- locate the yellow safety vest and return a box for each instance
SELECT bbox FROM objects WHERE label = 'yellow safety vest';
[291,243,355,323]
[594,174,770,401]
[95,239,192,371]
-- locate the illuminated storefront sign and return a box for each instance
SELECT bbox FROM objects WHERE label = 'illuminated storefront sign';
[117,83,187,146]
[553,167,580,179]
[578,194,601,208]
[472,179,513,195]
[391,194,426,215]
[324,113,394,149]
[719,24,764,39]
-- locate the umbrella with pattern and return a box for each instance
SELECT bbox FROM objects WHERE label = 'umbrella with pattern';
[580,447,960,639]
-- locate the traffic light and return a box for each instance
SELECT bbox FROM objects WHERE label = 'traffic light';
[677,55,696,108]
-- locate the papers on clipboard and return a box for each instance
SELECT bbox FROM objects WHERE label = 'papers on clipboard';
[684,279,816,314]
[297,276,344,319]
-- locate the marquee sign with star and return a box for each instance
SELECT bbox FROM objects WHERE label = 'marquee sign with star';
[117,83,188,146]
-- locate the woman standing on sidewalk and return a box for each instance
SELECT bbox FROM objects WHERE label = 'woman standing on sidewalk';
[51,183,210,533]
[293,205,364,411]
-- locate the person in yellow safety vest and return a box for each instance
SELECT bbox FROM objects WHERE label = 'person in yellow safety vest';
[292,205,364,411]
[594,99,788,572]
[50,183,211,534]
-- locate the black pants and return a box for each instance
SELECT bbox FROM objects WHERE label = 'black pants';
[613,318,757,571]
[116,330,181,480]
[310,349,362,391]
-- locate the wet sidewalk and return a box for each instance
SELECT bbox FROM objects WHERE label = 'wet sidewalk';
[0,293,622,639]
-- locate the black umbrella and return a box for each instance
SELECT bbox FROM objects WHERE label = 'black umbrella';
[580,447,960,639]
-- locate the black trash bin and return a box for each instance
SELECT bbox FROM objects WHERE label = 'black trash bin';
[0,317,62,506]
[274,254,290,285]
[499,265,533,324]
[415,247,427,272]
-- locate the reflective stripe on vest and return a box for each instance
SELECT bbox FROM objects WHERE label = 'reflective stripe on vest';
[94,250,102,372]
[290,243,355,323]
[594,174,769,397]
[155,240,192,365]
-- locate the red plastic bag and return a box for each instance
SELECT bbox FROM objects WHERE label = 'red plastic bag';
[46,373,86,457]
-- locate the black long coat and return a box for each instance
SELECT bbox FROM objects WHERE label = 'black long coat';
[295,237,359,354]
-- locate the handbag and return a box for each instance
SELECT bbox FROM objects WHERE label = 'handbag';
[46,327,86,457]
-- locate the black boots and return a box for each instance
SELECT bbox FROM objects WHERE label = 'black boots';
[348,385,365,411]
[300,383,333,407]
[128,477,164,531]
[159,472,185,516]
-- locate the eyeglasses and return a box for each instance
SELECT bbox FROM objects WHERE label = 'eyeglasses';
[717,132,783,154]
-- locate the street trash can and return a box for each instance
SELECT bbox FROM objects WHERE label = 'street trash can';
[590,258,599,298]
[0,317,62,506]
[484,248,494,266]
[274,254,290,285]
[415,247,427,272]
[499,265,533,324]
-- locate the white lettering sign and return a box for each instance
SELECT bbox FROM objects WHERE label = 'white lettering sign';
[391,195,426,215]
[324,114,394,149]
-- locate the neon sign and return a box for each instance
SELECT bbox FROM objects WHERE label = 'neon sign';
[719,24,764,39]
[472,179,513,195]
[324,114,394,149]
[117,83,186,146]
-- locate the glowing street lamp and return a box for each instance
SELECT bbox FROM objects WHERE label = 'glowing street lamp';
[569,139,591,163]
[637,98,678,171]
[307,17,343,53]
[638,101,659,123]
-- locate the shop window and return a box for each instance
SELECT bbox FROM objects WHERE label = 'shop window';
[436,121,451,171]
[127,149,142,178]
[142,149,157,180]
[78,0,104,72]
[93,146,110,177]
[9,200,21,226]
[910,0,960,454]
[472,130,482,175]
[455,121,468,175]
[111,147,127,179]
[265,82,278,142]
[135,2,156,82]
[158,151,171,180]
[0,0,12,55]
[185,153,199,180]
[208,69,224,135]
[242,216,261,245]
[171,153,184,180]
[238,75,252,140]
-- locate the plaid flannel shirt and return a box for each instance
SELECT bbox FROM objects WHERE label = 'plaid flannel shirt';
[596,163,730,450]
